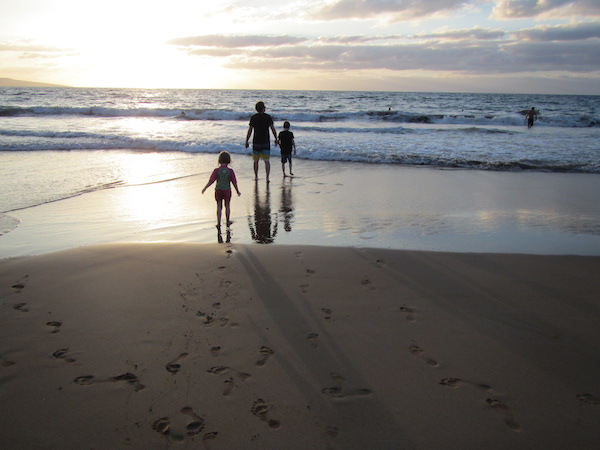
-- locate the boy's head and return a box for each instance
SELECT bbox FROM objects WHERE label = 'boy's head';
[218,151,231,165]
[255,101,266,113]
[283,121,290,130]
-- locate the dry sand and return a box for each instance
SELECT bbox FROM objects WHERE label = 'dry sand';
[1,243,599,449]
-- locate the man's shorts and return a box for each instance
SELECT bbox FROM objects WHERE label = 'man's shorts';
[253,142,271,161]
[215,189,232,202]
[281,153,292,164]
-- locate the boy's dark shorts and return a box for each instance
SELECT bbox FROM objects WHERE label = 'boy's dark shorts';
[281,152,292,163]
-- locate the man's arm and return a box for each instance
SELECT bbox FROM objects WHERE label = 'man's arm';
[271,124,278,145]
[245,125,253,148]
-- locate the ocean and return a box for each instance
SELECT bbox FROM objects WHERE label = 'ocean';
[1,87,599,251]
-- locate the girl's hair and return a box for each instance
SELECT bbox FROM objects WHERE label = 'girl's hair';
[218,151,231,164]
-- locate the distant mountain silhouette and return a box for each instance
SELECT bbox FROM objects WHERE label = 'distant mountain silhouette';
[0,78,69,87]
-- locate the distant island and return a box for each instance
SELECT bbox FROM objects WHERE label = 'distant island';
[0,78,69,87]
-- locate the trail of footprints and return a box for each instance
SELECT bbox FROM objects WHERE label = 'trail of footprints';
[15,254,600,442]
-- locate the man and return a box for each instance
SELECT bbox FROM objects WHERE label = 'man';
[246,101,278,182]
[526,107,537,128]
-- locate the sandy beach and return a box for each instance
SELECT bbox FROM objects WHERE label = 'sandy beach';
[1,242,599,449]
[1,157,600,449]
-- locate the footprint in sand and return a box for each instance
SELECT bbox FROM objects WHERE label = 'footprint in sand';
[361,277,376,291]
[399,305,416,322]
[486,398,522,431]
[207,365,252,381]
[409,345,439,367]
[210,346,221,357]
[46,321,62,333]
[256,346,274,366]
[577,394,600,406]
[222,377,236,396]
[1,355,15,368]
[306,333,319,348]
[305,269,316,276]
[251,399,281,429]
[73,372,145,391]
[439,377,492,392]
[11,277,27,292]
[299,283,310,294]
[166,353,189,374]
[152,407,213,443]
[13,303,29,312]
[321,308,333,320]
[52,348,76,363]
[321,372,372,400]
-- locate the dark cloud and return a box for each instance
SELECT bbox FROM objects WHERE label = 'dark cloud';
[512,21,600,41]
[493,0,600,19]
[223,40,600,74]
[310,0,470,21]
[168,35,307,48]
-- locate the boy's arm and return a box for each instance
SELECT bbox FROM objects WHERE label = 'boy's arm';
[245,126,253,148]
[292,137,296,154]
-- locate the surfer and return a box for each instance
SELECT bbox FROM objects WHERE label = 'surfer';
[526,107,537,128]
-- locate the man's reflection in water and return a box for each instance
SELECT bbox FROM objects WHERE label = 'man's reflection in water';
[280,178,294,232]
[248,182,278,243]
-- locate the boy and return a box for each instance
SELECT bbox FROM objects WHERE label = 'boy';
[278,121,296,177]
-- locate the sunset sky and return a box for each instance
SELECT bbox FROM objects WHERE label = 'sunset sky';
[1,0,599,94]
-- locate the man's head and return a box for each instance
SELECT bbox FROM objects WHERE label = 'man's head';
[255,101,266,113]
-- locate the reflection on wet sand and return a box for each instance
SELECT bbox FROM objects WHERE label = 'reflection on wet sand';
[280,178,294,232]
[249,183,278,244]
[248,179,296,244]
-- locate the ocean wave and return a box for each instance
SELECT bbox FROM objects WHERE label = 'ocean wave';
[1,128,598,173]
[1,105,598,127]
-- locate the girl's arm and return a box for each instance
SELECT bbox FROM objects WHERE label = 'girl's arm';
[201,169,218,194]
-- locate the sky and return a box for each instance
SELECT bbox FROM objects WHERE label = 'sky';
[0,0,599,94]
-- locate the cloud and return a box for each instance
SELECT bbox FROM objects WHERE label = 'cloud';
[493,0,600,19]
[310,0,472,21]
[168,35,307,48]
[223,40,600,74]
[413,27,506,41]
[0,41,69,53]
[512,21,600,41]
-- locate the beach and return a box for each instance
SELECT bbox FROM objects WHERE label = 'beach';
[1,156,600,449]
[1,242,599,449]
[1,88,600,449]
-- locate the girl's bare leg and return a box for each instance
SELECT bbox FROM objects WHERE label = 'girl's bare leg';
[216,200,223,228]
[224,198,232,226]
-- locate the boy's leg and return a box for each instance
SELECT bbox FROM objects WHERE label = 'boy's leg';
[289,159,293,176]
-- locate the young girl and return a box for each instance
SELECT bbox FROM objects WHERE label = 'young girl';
[202,151,241,229]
